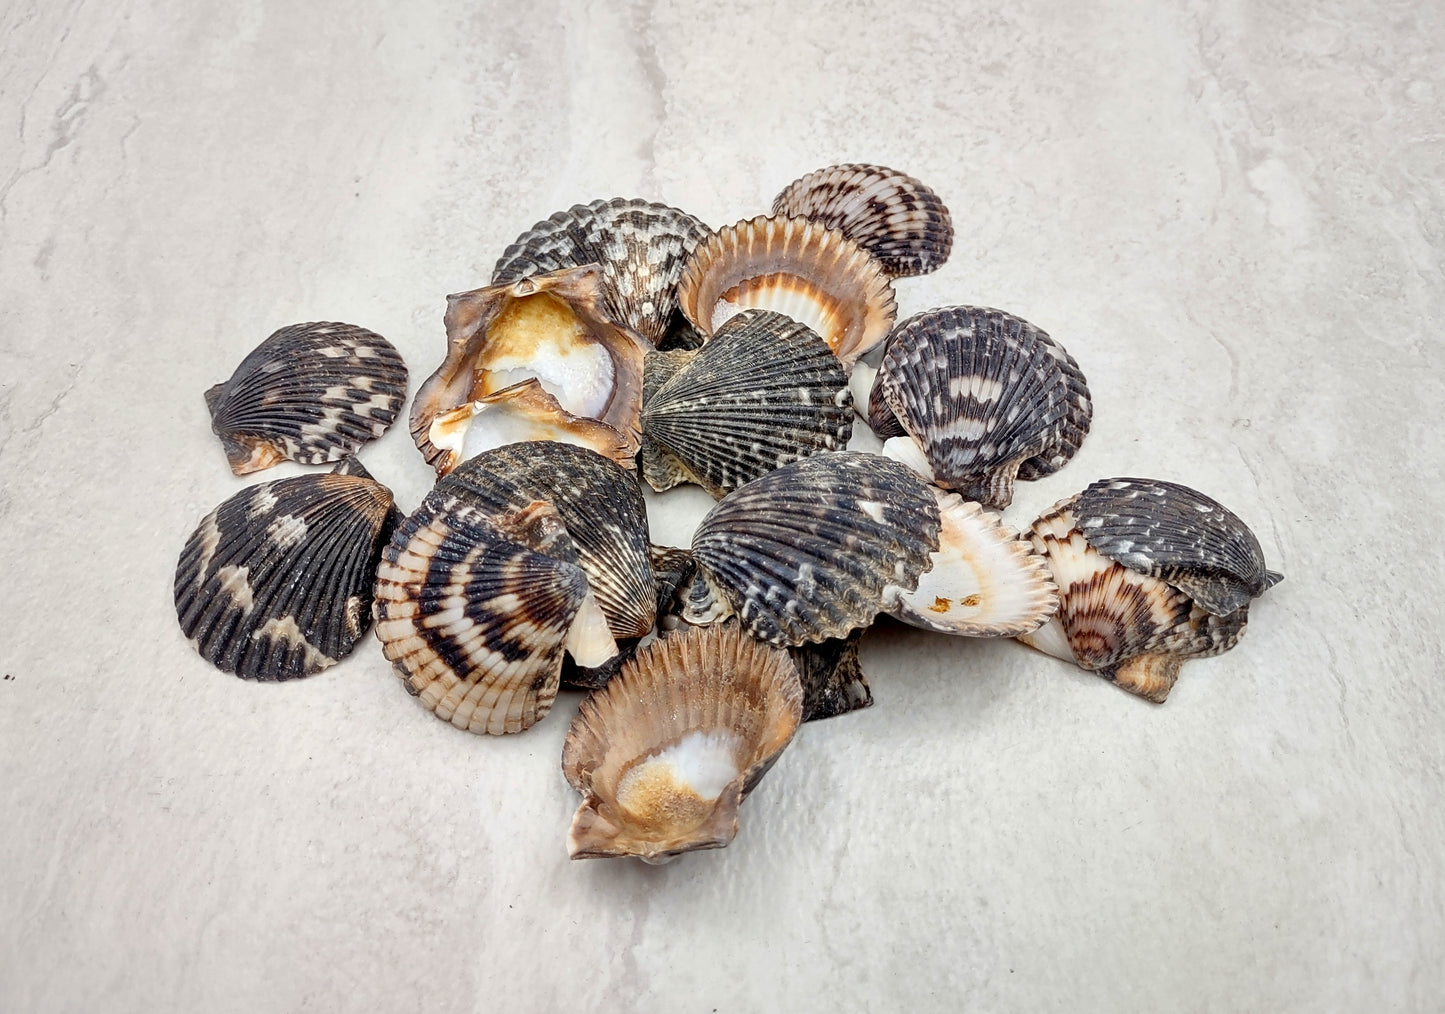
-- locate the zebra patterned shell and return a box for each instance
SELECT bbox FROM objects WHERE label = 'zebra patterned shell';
[491,198,712,346]
[1073,477,1284,616]
[205,322,407,476]
[771,163,953,278]
[641,309,853,500]
[444,441,656,640]
[873,306,1092,507]
[174,464,401,679]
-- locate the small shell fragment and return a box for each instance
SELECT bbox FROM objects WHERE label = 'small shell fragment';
[562,622,803,862]
[1017,479,1282,702]
[174,461,401,679]
[492,198,712,346]
[410,264,646,473]
[873,306,1092,507]
[641,309,854,499]
[772,163,954,278]
[676,215,897,367]
[789,630,873,722]
[205,322,407,475]
[373,494,616,735]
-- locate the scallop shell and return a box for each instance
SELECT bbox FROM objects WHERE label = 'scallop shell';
[492,198,712,346]
[676,215,897,367]
[688,452,941,646]
[562,622,803,862]
[789,630,873,722]
[373,495,616,735]
[427,378,635,476]
[1017,481,1281,703]
[445,441,656,640]
[874,306,1092,508]
[771,163,954,278]
[205,322,407,475]
[648,543,698,629]
[410,264,646,472]
[174,461,401,679]
[640,309,854,499]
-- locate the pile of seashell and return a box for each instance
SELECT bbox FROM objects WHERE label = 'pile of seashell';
[175,164,1283,863]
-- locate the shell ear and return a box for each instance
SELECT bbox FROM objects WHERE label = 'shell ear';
[1264,569,1285,589]
[1104,653,1183,704]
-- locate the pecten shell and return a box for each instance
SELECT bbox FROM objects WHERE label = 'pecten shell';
[1017,478,1282,703]
[205,322,407,475]
[641,309,853,499]
[373,494,616,735]
[676,215,897,367]
[873,306,1092,507]
[174,461,402,679]
[492,198,712,346]
[562,622,803,862]
[772,163,954,278]
[410,264,646,473]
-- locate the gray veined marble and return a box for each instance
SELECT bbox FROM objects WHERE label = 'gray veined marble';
[1,0,1442,1011]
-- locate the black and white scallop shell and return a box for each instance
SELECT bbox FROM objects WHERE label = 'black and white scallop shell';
[640,309,854,499]
[872,306,1092,508]
[372,494,616,735]
[491,198,712,346]
[771,163,954,278]
[205,322,408,476]
[174,460,402,679]
[444,441,656,641]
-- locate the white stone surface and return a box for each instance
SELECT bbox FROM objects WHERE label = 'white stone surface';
[2,0,1441,1010]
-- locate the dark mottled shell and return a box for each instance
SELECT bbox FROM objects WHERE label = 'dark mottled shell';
[1074,477,1284,615]
[562,621,803,862]
[174,463,400,679]
[205,322,407,476]
[641,309,853,499]
[1019,496,1260,702]
[875,306,1092,508]
[690,453,941,646]
[676,215,897,367]
[444,442,656,640]
[491,198,711,346]
[373,495,604,735]
[789,629,872,722]
[649,543,698,626]
[772,163,953,278]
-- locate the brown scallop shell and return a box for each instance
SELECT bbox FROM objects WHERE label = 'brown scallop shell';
[410,264,646,472]
[562,622,803,862]
[675,215,897,367]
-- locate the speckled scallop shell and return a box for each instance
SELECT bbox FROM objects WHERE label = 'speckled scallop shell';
[789,630,872,722]
[174,460,401,679]
[205,322,408,475]
[373,495,617,735]
[410,264,646,473]
[640,309,854,499]
[1017,478,1282,703]
[445,441,656,641]
[675,215,897,367]
[492,198,712,346]
[771,164,953,278]
[873,306,1092,508]
[562,621,803,862]
[686,452,1057,646]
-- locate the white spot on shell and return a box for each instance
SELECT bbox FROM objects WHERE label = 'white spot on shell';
[215,565,255,612]
[252,615,336,671]
[266,514,308,549]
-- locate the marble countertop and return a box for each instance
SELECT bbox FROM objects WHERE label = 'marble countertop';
[2,0,1441,1010]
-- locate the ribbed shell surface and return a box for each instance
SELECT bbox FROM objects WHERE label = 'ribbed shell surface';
[771,164,954,278]
[562,622,803,861]
[443,442,656,639]
[206,322,407,475]
[1073,477,1283,615]
[875,306,1092,507]
[490,198,711,346]
[641,309,853,499]
[373,494,590,735]
[691,452,941,646]
[174,468,400,679]
[675,215,897,367]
